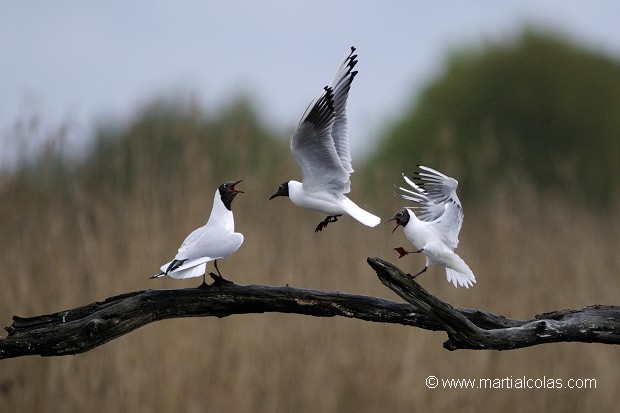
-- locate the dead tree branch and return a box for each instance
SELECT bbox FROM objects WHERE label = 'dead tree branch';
[1,257,618,359]
[368,257,620,350]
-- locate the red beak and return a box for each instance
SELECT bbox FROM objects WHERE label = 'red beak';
[229,180,244,193]
[387,217,401,233]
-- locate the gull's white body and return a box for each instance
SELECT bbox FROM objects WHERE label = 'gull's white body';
[273,47,380,229]
[156,188,243,279]
[397,166,475,288]
[287,180,380,227]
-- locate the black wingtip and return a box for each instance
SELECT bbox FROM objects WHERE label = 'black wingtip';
[348,47,358,67]
[304,86,335,127]
[324,86,335,102]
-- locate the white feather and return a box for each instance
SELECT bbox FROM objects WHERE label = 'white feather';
[394,166,476,288]
[154,185,243,280]
[277,47,380,229]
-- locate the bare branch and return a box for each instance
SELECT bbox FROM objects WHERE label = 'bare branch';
[1,258,618,359]
[368,257,620,350]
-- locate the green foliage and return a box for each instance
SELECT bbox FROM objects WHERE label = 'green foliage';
[371,29,620,205]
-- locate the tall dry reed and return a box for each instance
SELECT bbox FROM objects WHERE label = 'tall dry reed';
[0,113,618,412]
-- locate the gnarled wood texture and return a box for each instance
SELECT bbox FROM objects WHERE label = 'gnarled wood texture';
[1,258,618,359]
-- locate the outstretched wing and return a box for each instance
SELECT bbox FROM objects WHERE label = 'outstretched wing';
[328,46,358,176]
[291,86,350,193]
[397,165,463,249]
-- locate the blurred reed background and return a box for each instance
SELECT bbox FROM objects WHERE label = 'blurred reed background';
[1,30,619,412]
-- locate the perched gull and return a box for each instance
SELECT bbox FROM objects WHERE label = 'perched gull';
[388,166,476,288]
[151,180,244,287]
[269,47,381,232]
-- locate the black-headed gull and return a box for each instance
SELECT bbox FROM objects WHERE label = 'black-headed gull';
[151,180,244,287]
[269,47,381,232]
[388,166,476,288]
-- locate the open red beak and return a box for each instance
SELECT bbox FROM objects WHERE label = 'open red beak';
[230,180,244,193]
[387,217,400,233]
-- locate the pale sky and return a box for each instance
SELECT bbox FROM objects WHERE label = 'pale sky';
[1,1,619,168]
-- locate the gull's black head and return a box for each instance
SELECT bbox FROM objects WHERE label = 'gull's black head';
[219,180,243,211]
[269,181,290,200]
[388,208,410,233]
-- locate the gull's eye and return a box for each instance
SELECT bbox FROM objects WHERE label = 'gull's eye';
[224,183,229,188]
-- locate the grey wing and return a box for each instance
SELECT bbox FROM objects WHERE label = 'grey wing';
[291,86,350,193]
[397,165,463,249]
[429,202,463,250]
[176,225,206,255]
[176,226,243,261]
[328,46,358,177]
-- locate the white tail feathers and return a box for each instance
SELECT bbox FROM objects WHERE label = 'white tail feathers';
[445,264,476,288]
[343,198,381,227]
[155,258,209,280]
[165,263,207,279]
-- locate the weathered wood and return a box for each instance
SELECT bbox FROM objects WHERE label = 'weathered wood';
[368,257,620,350]
[0,258,618,359]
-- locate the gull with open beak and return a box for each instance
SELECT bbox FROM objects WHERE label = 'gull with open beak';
[151,180,244,287]
[269,47,381,232]
[389,166,476,288]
